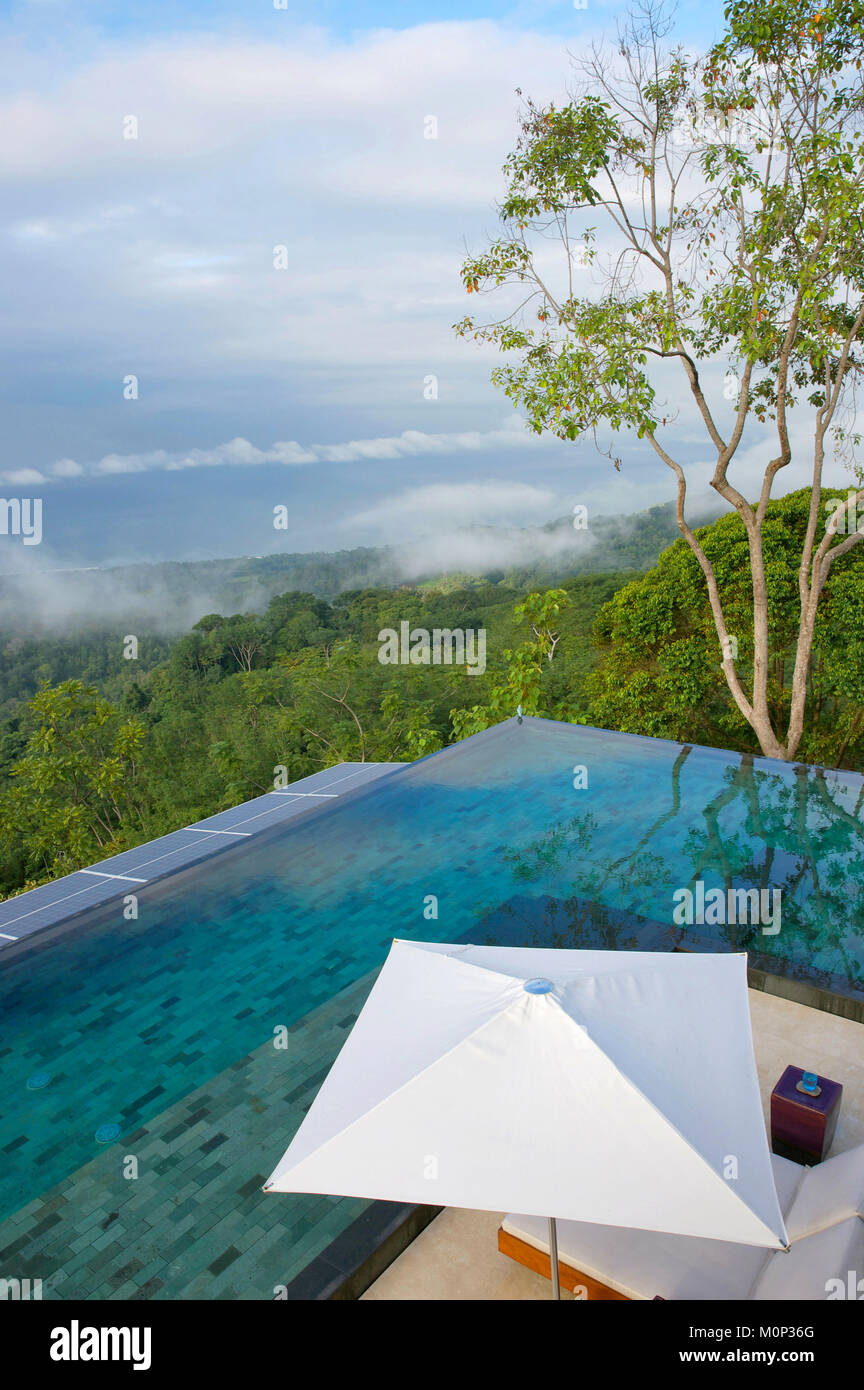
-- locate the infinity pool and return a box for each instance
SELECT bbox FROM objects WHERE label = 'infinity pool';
[2,715,863,1297]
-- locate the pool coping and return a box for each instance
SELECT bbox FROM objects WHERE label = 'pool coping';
[278,1201,443,1300]
[746,961,864,1025]
[515,712,864,785]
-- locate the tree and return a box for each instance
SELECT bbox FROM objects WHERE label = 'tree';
[0,680,147,887]
[451,588,576,738]
[220,615,264,673]
[264,592,335,655]
[514,588,569,663]
[247,641,445,767]
[456,0,864,760]
[587,489,864,768]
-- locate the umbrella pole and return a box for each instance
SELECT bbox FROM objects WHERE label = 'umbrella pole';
[548,1217,560,1301]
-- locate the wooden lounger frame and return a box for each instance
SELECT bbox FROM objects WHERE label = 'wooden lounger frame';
[498,1226,631,1300]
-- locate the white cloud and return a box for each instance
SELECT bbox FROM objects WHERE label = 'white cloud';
[1,7,830,552]
[0,467,46,486]
[0,17,595,406]
[392,523,595,580]
[0,24,571,185]
[53,419,549,480]
[347,479,564,533]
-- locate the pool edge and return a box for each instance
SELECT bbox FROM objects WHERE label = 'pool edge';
[277,1201,443,1301]
[747,964,864,1026]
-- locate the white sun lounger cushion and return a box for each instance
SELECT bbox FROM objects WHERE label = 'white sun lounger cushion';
[500,1209,771,1301]
[748,1217,864,1300]
[501,1152,810,1301]
[781,1142,864,1242]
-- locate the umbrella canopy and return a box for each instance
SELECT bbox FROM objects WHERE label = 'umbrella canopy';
[266,940,788,1251]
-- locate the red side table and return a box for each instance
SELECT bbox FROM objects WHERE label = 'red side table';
[770,1065,842,1166]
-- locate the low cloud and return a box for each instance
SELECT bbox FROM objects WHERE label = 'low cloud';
[0,563,277,638]
[393,521,598,581]
[0,514,598,636]
[346,479,564,532]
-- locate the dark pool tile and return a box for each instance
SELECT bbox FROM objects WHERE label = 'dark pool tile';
[160,1122,187,1143]
[121,1087,166,1115]
[207,1244,241,1276]
[199,1132,228,1155]
[285,1065,329,1104]
[0,1231,32,1260]
[131,1277,164,1299]
[237,1175,267,1200]
[28,1211,62,1237]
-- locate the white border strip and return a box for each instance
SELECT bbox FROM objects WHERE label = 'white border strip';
[186,828,251,837]
[268,792,338,798]
[81,870,148,884]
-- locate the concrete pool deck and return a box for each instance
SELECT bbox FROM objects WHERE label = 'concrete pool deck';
[362,988,864,1300]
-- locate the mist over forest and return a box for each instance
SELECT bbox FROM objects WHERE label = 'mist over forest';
[7,500,717,637]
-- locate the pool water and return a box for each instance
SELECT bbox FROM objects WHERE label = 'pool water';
[2,715,863,1288]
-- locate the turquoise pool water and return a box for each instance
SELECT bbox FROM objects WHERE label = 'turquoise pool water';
[2,716,863,1284]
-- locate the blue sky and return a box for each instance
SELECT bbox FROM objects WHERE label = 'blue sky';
[0,0,833,574]
[0,1,725,45]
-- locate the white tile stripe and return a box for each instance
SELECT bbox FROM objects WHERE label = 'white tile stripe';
[185,793,339,833]
[190,765,389,829]
[80,870,148,884]
[268,792,338,798]
[0,932,17,940]
[264,764,389,800]
[186,828,251,837]
[0,835,250,930]
[77,836,233,887]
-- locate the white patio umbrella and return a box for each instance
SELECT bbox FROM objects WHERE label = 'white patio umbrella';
[265,940,788,1298]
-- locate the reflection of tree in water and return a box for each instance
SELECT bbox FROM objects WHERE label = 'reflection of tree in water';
[474,751,690,950]
[675,756,864,993]
[473,742,864,996]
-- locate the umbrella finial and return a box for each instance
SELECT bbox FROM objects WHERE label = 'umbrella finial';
[524,978,554,994]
